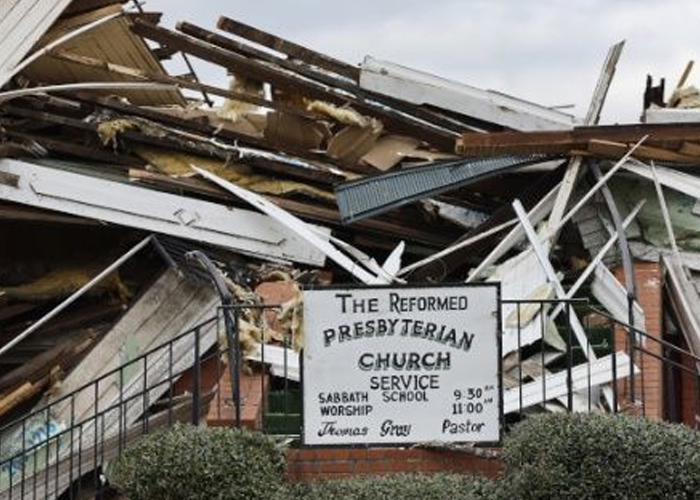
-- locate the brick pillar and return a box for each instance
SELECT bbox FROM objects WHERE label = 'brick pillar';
[675,336,699,426]
[614,262,663,420]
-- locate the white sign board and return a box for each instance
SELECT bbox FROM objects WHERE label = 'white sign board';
[302,284,501,446]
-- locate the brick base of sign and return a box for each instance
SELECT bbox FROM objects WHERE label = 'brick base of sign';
[178,358,268,430]
[286,447,503,481]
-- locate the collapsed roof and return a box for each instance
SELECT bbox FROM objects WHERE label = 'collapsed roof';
[2,1,700,493]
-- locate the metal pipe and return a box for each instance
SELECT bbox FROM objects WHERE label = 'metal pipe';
[183,250,239,426]
[0,235,154,359]
[0,82,178,102]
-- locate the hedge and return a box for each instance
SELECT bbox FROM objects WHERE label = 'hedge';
[109,423,286,500]
[502,413,700,500]
[110,414,700,500]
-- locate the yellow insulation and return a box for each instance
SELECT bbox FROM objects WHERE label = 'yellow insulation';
[136,148,336,203]
[2,267,129,302]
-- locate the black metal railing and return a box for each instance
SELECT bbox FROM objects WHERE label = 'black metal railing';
[502,298,700,426]
[0,314,223,500]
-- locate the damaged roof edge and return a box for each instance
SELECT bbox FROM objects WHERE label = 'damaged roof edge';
[360,56,579,131]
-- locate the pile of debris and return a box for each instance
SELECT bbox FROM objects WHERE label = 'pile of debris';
[3,0,700,489]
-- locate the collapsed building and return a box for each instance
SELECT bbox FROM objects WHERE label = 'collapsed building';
[2,0,700,497]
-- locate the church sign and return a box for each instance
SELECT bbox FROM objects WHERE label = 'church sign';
[302,283,502,445]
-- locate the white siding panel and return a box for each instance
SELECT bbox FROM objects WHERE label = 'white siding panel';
[0,0,73,87]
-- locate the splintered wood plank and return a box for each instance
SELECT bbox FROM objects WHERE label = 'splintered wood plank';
[50,50,323,121]
[130,20,456,150]
[456,130,576,156]
[588,139,700,164]
[217,15,360,81]
[50,269,192,408]
[547,41,625,240]
[679,141,700,157]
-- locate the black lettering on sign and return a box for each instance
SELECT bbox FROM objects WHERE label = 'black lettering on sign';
[323,321,474,351]
[317,421,369,437]
[388,293,468,314]
[379,419,412,437]
[334,292,379,314]
[369,374,440,390]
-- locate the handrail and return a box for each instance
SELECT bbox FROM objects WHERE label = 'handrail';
[502,298,590,304]
[587,304,700,365]
[0,358,216,468]
[0,315,219,437]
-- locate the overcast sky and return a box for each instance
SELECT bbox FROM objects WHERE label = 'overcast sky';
[143,0,700,124]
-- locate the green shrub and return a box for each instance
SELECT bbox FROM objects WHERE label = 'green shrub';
[283,473,500,500]
[110,423,286,500]
[502,413,700,500]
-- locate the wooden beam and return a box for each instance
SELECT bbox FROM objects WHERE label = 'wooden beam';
[194,166,379,283]
[587,139,700,164]
[0,379,47,418]
[217,15,360,81]
[513,199,594,358]
[49,49,325,121]
[679,141,700,156]
[130,20,456,150]
[8,98,342,182]
[0,330,96,393]
[548,201,645,322]
[5,129,142,166]
[179,21,469,137]
[3,103,234,160]
[457,130,576,156]
[67,91,340,170]
[669,60,695,107]
[458,122,700,157]
[466,183,559,282]
[545,41,624,241]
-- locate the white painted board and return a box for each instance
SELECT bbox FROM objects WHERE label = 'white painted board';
[504,352,637,413]
[0,159,329,266]
[302,284,501,445]
[0,0,73,87]
[360,56,577,131]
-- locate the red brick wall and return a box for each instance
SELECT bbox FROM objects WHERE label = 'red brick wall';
[286,447,503,481]
[614,262,663,420]
[174,356,268,430]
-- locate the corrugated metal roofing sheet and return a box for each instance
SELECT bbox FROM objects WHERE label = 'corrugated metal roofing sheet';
[335,154,549,224]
